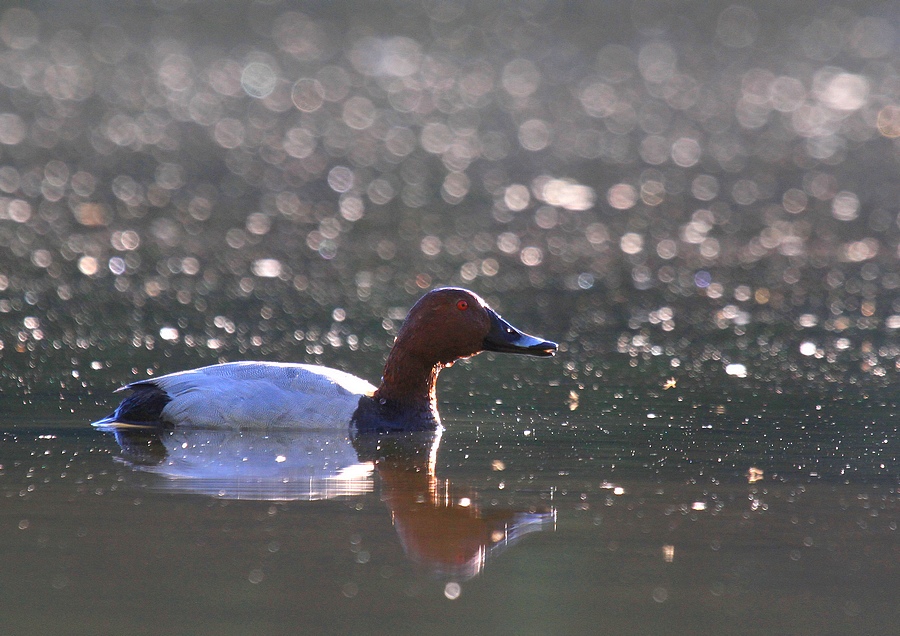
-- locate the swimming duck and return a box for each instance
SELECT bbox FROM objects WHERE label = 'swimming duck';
[92,287,557,432]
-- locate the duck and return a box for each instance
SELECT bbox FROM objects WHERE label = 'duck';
[92,287,557,432]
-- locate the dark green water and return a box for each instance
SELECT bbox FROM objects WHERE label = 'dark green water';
[2,0,900,633]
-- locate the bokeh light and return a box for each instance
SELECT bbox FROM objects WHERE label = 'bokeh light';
[0,0,895,394]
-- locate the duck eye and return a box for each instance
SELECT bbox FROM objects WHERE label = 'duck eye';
[456,299,469,311]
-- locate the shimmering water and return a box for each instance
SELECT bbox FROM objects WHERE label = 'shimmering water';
[3,353,899,634]
[2,0,900,633]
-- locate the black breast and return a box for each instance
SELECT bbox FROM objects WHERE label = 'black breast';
[350,395,440,433]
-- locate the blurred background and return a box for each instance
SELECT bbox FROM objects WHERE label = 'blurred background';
[1,1,900,394]
[2,3,900,633]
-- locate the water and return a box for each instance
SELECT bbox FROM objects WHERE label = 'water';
[2,353,898,634]
[2,0,900,633]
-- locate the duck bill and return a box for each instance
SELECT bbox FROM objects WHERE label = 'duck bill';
[483,310,557,357]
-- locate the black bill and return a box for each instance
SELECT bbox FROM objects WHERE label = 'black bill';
[483,309,557,357]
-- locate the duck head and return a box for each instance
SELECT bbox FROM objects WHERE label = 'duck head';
[370,288,557,425]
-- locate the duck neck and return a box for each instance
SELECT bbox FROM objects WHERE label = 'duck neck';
[352,352,443,433]
[374,348,443,413]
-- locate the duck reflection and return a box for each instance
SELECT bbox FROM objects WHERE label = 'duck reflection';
[106,424,554,580]
[354,430,554,579]
[108,425,375,500]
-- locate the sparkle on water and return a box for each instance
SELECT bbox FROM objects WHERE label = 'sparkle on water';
[1,2,899,635]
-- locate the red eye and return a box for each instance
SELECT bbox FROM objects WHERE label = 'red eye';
[456,299,469,311]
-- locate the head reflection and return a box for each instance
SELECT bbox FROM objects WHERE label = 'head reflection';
[108,425,554,580]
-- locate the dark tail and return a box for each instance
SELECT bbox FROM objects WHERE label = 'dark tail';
[91,383,171,429]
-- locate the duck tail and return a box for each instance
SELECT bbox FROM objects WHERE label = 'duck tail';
[91,382,171,430]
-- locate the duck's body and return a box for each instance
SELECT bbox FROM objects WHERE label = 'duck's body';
[95,362,376,430]
[93,287,557,432]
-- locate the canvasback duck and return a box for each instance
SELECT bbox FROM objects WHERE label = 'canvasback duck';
[92,287,557,432]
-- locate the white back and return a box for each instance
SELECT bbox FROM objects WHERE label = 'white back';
[136,361,377,429]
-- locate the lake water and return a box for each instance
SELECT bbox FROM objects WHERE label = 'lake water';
[2,349,898,634]
[2,0,900,633]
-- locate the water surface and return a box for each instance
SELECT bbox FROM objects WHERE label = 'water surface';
[2,352,898,635]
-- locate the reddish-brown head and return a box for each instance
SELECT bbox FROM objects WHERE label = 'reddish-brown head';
[393,288,494,365]
[375,288,557,408]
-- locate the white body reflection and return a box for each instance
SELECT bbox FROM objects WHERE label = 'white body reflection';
[104,424,554,580]
[109,427,373,500]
